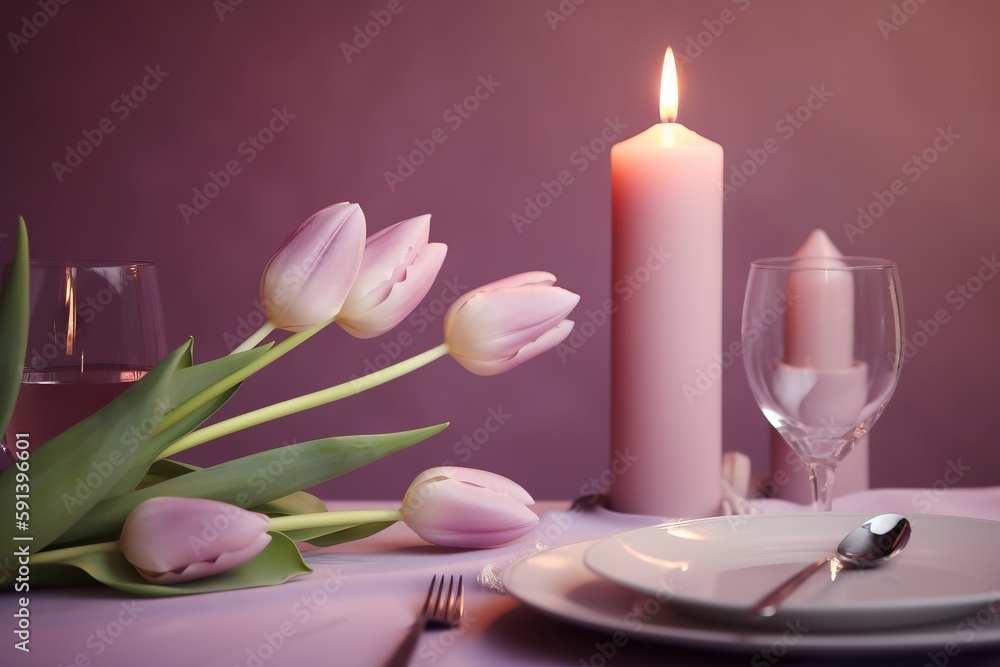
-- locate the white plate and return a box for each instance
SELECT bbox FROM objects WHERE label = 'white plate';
[584,513,1000,632]
[504,537,1000,655]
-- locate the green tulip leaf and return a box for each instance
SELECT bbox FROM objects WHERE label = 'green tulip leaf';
[53,423,448,545]
[285,521,397,547]
[105,382,243,496]
[253,490,329,517]
[0,340,192,552]
[20,531,311,596]
[107,344,275,497]
[0,217,29,442]
[140,458,198,485]
[141,459,328,517]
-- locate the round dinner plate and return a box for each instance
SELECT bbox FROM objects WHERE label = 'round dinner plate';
[584,513,1000,632]
[504,536,1000,655]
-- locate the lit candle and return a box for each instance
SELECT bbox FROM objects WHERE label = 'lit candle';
[771,229,869,501]
[609,48,723,517]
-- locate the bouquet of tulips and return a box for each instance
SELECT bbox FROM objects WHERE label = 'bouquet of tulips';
[0,204,579,596]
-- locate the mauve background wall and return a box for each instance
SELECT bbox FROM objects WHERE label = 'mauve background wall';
[2,0,998,500]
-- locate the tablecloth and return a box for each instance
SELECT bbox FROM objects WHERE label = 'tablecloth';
[3,487,1000,667]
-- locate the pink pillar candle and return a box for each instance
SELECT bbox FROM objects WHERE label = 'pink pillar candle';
[609,49,723,517]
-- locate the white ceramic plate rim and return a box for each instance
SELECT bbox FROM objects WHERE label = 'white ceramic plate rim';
[583,513,1000,630]
[504,538,1000,655]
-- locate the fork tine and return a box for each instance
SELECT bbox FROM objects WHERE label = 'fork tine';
[453,575,464,625]
[386,575,464,667]
[422,574,438,617]
[444,576,455,620]
[422,575,465,627]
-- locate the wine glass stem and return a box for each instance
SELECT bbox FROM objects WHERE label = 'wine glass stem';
[808,463,836,511]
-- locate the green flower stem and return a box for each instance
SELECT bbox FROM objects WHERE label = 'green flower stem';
[154,320,330,437]
[230,321,277,355]
[29,510,402,567]
[156,343,450,461]
[269,509,402,532]
[31,540,120,565]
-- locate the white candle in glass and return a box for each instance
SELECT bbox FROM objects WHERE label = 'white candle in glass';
[771,229,870,501]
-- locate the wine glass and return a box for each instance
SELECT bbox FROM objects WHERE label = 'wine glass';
[741,256,903,511]
[1,260,166,466]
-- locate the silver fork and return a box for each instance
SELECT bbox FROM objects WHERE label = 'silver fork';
[385,575,465,667]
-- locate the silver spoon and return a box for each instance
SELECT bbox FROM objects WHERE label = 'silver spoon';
[750,513,911,617]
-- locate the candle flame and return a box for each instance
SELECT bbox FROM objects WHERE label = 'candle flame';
[660,47,678,123]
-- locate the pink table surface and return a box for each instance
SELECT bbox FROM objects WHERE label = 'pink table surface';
[4,489,1000,667]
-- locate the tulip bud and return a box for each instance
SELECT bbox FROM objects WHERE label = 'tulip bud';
[261,202,367,331]
[337,214,447,339]
[444,272,579,376]
[120,497,272,584]
[401,467,538,548]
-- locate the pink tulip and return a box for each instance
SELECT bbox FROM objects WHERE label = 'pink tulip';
[119,497,272,584]
[337,214,447,338]
[401,467,538,548]
[261,202,367,331]
[443,272,579,376]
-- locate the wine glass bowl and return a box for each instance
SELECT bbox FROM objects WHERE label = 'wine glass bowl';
[741,257,903,510]
[1,260,166,464]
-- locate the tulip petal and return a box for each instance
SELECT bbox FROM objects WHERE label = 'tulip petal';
[442,272,578,375]
[445,287,579,360]
[339,242,447,338]
[408,466,534,505]
[337,214,447,339]
[453,319,576,376]
[346,215,431,305]
[443,271,556,333]
[402,478,538,548]
[261,203,367,331]
[120,497,273,584]
[137,532,273,584]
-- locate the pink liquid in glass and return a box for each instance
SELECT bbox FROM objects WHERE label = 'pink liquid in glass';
[3,363,148,455]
